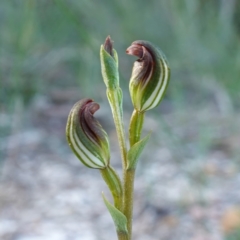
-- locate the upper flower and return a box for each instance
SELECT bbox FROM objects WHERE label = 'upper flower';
[126,40,170,112]
[100,36,119,90]
[66,98,110,169]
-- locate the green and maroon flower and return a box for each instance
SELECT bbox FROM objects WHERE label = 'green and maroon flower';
[100,36,119,90]
[126,40,170,112]
[66,98,110,169]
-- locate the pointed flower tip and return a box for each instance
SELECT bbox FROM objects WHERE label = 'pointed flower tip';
[66,98,110,169]
[100,36,119,89]
[104,35,114,57]
[126,44,143,58]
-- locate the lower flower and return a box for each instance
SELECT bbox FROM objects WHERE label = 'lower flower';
[66,98,110,169]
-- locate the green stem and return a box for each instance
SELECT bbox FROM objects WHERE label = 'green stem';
[107,89,131,239]
[107,89,128,169]
[123,168,135,239]
[117,232,129,240]
[107,88,146,238]
[123,109,145,238]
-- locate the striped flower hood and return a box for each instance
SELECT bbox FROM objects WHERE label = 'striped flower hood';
[66,98,110,169]
[126,41,170,112]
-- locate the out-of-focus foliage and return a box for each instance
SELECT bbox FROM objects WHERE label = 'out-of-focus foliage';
[225,228,240,240]
[1,0,240,109]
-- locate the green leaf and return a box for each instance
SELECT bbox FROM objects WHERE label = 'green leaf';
[102,193,128,235]
[127,133,151,170]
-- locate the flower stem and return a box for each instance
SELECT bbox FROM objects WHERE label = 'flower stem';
[107,89,131,239]
[108,89,146,239]
[117,232,129,240]
[123,168,135,239]
[123,109,145,238]
[107,89,128,170]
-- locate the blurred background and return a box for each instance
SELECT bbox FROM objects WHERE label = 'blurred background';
[0,0,240,239]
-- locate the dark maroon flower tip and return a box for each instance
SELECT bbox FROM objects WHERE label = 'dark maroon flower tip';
[126,42,153,85]
[104,35,114,57]
[78,99,104,144]
[126,44,144,59]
